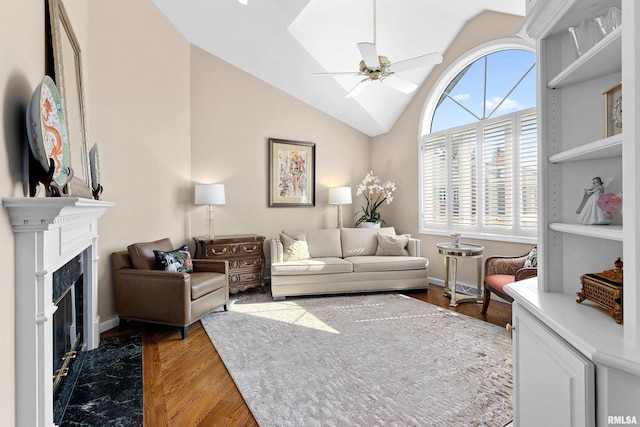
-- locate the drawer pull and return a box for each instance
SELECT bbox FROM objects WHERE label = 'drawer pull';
[243,245,258,253]
[506,323,515,332]
[210,247,228,255]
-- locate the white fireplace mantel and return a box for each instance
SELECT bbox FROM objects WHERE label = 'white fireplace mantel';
[3,197,114,427]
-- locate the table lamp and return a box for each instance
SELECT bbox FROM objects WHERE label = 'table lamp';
[328,187,352,228]
[195,183,226,240]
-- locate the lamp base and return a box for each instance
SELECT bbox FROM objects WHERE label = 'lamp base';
[206,204,216,241]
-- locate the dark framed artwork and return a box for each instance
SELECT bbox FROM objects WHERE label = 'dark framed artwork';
[268,138,315,207]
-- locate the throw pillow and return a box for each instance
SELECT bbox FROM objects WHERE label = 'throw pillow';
[280,233,310,261]
[524,247,538,268]
[375,233,410,256]
[153,245,194,273]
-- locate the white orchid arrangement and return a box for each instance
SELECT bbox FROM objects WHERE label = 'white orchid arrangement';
[355,171,397,227]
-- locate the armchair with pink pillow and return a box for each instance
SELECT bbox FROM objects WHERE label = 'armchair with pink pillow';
[481,247,537,314]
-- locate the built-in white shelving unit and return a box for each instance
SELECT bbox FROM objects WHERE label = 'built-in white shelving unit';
[548,134,622,163]
[548,222,623,241]
[507,0,640,425]
[548,26,622,89]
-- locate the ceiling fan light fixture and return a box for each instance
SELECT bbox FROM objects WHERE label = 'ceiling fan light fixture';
[358,55,391,81]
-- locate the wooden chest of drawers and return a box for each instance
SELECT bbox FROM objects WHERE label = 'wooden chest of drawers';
[194,234,266,294]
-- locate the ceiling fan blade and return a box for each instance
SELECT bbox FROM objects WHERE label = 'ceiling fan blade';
[391,52,443,73]
[382,75,417,94]
[358,42,380,69]
[345,78,371,98]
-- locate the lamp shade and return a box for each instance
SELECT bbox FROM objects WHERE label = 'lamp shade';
[195,183,225,205]
[328,187,352,205]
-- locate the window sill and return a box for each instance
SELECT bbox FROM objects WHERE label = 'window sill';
[419,229,537,245]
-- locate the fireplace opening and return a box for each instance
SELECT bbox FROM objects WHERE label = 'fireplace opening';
[52,254,86,424]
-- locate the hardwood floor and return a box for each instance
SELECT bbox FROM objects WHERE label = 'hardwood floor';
[104,283,512,426]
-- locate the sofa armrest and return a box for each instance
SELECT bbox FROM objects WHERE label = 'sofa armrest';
[113,269,190,324]
[407,238,421,257]
[271,239,284,263]
[192,259,229,275]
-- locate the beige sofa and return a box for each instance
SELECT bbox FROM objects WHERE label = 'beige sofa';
[270,227,429,299]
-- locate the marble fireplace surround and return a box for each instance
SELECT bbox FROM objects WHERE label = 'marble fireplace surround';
[3,197,113,427]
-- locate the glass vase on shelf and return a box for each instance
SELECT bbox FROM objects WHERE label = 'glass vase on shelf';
[568,18,602,57]
[595,7,622,37]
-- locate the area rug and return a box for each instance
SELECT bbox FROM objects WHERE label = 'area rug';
[60,333,143,427]
[201,293,512,427]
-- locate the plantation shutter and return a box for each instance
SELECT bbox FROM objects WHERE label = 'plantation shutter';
[422,135,447,226]
[519,113,538,230]
[450,129,477,226]
[483,120,513,228]
[420,108,537,239]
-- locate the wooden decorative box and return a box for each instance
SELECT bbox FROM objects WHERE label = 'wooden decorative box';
[577,269,623,324]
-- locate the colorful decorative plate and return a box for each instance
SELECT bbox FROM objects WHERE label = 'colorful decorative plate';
[26,75,71,187]
[89,143,100,191]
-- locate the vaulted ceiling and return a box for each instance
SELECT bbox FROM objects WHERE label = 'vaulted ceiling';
[151,0,525,137]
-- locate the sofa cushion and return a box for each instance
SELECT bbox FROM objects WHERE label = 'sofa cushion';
[341,227,396,257]
[271,257,353,276]
[280,233,310,261]
[190,271,228,300]
[282,229,342,258]
[375,233,410,256]
[346,256,428,273]
[127,238,174,270]
[154,245,194,273]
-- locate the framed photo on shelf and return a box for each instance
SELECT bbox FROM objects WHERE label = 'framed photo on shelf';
[268,138,315,207]
[604,83,622,137]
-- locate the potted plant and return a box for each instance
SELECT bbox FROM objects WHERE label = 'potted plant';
[355,171,396,228]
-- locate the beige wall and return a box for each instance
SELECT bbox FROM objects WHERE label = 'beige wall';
[189,45,371,249]
[371,11,534,286]
[87,0,192,326]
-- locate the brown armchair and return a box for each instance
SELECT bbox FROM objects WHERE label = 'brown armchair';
[112,238,229,339]
[482,249,537,315]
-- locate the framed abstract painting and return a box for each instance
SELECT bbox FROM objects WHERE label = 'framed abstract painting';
[268,138,315,207]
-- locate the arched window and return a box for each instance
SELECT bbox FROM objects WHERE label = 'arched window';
[419,39,537,242]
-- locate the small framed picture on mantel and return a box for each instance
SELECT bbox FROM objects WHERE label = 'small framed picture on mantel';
[268,138,316,207]
[604,83,622,137]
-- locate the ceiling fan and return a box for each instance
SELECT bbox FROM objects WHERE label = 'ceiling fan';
[313,0,443,98]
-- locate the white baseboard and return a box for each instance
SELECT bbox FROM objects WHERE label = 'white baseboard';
[429,276,480,296]
[100,316,120,334]
[428,277,510,304]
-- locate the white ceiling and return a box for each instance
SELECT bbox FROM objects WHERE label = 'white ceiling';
[151,0,525,137]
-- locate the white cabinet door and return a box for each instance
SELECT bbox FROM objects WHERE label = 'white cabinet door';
[512,303,595,427]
